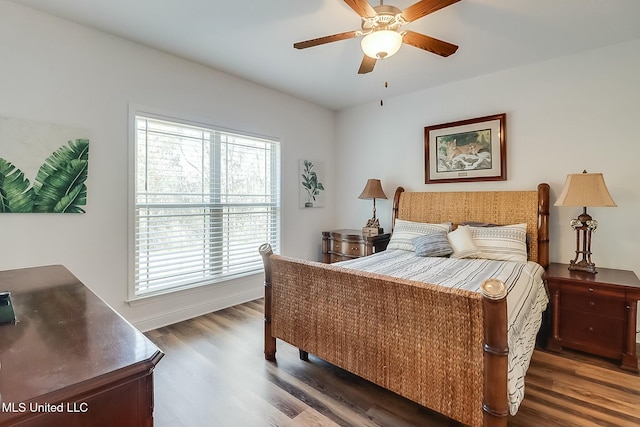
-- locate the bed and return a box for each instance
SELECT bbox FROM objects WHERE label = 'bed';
[259,183,550,427]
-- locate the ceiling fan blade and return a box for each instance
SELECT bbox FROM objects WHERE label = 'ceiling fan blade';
[344,0,377,18]
[358,55,376,74]
[402,30,458,57]
[401,0,460,23]
[294,30,359,49]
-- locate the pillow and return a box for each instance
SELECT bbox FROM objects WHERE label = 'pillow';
[387,219,452,251]
[468,223,528,262]
[447,225,480,259]
[412,233,453,257]
[461,221,531,258]
[459,221,498,228]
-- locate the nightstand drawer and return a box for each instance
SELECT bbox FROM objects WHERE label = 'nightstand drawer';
[332,240,364,257]
[329,254,353,263]
[559,310,624,356]
[559,284,625,319]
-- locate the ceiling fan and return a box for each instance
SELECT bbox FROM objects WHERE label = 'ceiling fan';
[294,0,461,74]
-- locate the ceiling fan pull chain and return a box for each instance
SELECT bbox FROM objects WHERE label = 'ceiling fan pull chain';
[381,59,390,106]
[380,80,388,106]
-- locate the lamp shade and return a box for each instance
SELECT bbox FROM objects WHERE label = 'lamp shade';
[554,171,616,207]
[361,30,402,59]
[358,179,387,200]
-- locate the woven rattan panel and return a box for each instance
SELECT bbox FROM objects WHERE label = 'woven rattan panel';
[397,190,540,263]
[270,255,485,426]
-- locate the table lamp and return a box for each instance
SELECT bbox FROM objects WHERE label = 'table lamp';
[358,179,387,236]
[554,170,616,273]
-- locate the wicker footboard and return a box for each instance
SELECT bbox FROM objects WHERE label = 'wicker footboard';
[259,245,508,427]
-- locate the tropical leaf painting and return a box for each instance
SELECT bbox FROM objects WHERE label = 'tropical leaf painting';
[0,139,89,213]
[0,159,35,213]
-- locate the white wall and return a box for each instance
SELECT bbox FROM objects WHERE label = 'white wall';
[336,39,640,342]
[336,38,640,275]
[0,2,336,330]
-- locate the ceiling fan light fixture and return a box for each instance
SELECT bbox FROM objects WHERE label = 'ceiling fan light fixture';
[361,30,402,59]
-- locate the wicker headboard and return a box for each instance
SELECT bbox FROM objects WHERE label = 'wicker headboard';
[392,183,550,268]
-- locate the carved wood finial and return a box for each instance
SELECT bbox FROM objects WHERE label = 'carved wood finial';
[480,279,507,300]
[259,243,273,257]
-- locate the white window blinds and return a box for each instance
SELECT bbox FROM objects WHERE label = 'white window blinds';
[132,114,280,298]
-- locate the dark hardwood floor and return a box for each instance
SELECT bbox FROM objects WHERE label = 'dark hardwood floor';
[145,299,640,427]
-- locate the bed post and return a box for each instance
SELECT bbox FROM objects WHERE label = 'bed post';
[392,187,405,231]
[481,279,509,427]
[259,243,276,361]
[537,183,550,269]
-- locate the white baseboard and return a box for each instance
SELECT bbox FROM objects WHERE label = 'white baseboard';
[132,287,262,332]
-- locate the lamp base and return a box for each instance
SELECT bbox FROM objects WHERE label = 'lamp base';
[568,259,597,274]
[568,209,598,274]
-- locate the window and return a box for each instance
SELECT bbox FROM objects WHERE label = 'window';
[131,113,280,299]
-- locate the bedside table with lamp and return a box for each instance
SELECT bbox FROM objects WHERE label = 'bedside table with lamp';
[322,179,391,264]
[549,171,640,372]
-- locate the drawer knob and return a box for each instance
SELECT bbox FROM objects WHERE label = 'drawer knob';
[588,326,594,333]
[588,301,595,307]
[588,287,594,292]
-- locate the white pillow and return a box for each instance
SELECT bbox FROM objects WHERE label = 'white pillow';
[387,219,452,251]
[469,223,528,262]
[448,225,480,259]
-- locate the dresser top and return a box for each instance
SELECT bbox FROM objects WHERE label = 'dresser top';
[0,265,163,406]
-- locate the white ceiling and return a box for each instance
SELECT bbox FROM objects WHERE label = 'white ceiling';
[9,0,640,111]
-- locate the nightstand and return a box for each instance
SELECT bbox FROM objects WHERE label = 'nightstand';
[321,229,390,264]
[546,262,640,372]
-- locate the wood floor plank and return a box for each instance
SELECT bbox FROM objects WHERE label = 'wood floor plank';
[146,299,640,427]
[289,409,341,427]
[527,369,639,419]
[263,362,383,427]
[523,383,637,427]
[532,350,639,393]
[525,354,640,419]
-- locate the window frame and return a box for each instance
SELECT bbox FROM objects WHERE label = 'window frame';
[127,105,281,301]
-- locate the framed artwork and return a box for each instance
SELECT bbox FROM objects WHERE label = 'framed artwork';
[298,159,325,208]
[0,116,90,213]
[424,113,506,184]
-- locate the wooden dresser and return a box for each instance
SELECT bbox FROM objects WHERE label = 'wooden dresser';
[0,265,163,427]
[322,229,390,264]
[546,262,640,372]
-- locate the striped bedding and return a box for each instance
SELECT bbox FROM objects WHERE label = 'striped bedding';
[335,249,549,415]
